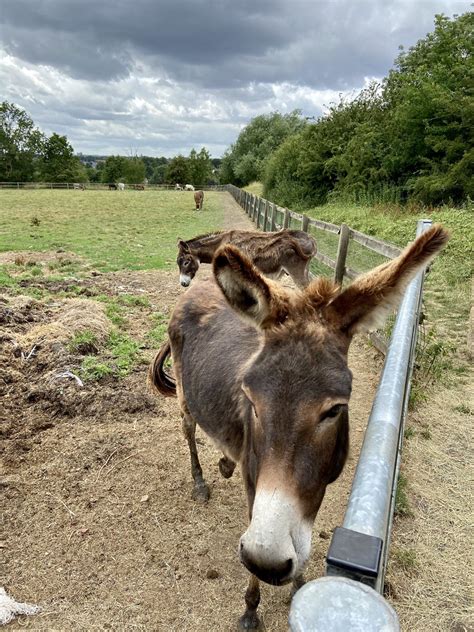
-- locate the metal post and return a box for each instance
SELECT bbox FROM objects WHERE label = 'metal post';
[326,219,433,590]
[290,577,399,631]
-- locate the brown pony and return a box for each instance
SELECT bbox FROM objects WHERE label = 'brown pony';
[150,225,448,630]
[177,229,316,288]
[194,190,204,210]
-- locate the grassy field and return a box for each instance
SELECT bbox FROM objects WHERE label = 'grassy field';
[0,189,228,381]
[0,189,224,278]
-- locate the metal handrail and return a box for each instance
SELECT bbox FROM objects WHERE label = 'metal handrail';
[289,219,433,630]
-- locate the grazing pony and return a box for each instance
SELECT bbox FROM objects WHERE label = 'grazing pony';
[117,182,125,191]
[176,229,316,288]
[150,225,448,630]
[194,190,204,210]
[73,183,85,190]
[108,183,117,190]
[185,184,195,191]
[175,184,183,191]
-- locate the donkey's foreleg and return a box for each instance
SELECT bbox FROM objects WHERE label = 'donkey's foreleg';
[181,412,210,503]
[238,574,261,631]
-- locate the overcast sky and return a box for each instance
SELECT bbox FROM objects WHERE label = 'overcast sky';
[0,0,469,157]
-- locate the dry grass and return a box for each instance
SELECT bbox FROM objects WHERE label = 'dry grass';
[17,299,110,349]
[387,378,474,631]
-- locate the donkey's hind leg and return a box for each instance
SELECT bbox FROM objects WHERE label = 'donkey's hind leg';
[181,411,210,503]
[219,455,236,479]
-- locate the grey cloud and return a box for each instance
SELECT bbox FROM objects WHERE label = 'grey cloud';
[1,0,469,88]
[0,0,468,156]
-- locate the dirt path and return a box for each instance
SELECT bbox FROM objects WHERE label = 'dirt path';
[3,193,384,631]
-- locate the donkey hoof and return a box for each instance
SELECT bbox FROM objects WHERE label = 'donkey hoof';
[238,612,261,631]
[192,483,210,503]
[219,457,236,479]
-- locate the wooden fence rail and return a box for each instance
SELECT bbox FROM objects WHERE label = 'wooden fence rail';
[225,184,403,354]
[0,182,226,191]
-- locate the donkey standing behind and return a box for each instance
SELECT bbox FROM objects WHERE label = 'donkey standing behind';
[194,190,204,210]
[151,225,448,630]
[177,229,317,288]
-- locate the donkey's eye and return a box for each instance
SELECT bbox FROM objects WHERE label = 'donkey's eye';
[184,261,189,267]
[321,404,345,422]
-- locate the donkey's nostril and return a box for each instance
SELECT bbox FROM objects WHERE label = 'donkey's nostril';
[240,548,295,586]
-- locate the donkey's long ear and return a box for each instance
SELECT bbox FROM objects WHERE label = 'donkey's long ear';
[177,239,190,253]
[213,245,288,329]
[326,225,449,335]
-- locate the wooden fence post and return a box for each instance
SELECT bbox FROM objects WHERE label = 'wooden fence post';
[302,214,309,232]
[253,197,259,222]
[263,200,269,231]
[270,204,276,231]
[334,223,350,285]
[283,208,290,229]
[257,198,263,223]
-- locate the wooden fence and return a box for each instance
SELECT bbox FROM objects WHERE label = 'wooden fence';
[226,184,403,354]
[0,182,226,191]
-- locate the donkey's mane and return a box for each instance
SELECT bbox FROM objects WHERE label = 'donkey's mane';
[186,230,225,241]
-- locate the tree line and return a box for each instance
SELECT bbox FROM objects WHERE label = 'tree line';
[2,12,470,201]
[221,12,473,207]
[0,102,219,185]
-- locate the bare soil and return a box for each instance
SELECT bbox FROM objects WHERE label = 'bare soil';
[3,193,469,631]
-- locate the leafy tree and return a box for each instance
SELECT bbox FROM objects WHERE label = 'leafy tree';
[123,157,146,184]
[38,133,86,182]
[101,155,128,183]
[149,163,167,184]
[225,111,307,186]
[262,11,473,208]
[0,101,45,181]
[219,150,237,184]
[165,155,189,184]
[188,147,213,185]
[382,11,474,204]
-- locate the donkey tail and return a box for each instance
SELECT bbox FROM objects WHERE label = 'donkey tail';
[148,340,176,397]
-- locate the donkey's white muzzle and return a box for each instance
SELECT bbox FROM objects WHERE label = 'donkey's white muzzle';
[180,274,191,287]
[239,488,312,585]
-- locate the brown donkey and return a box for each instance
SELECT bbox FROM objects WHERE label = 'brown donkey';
[194,190,204,210]
[151,225,448,630]
[176,229,316,288]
